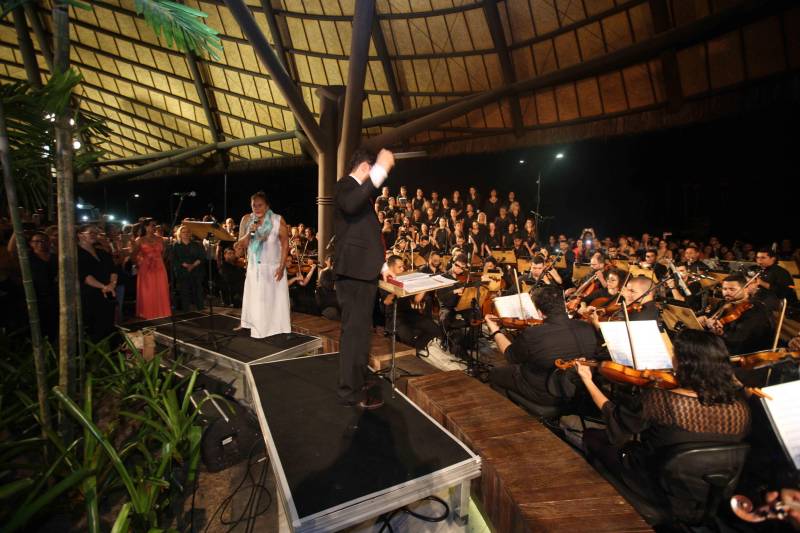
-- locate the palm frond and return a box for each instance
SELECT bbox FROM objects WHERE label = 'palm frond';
[134,0,221,59]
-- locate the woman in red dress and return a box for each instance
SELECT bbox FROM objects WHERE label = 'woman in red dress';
[131,218,171,319]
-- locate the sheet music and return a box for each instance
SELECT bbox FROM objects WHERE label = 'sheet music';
[391,273,457,293]
[491,293,542,320]
[762,380,800,470]
[598,321,673,370]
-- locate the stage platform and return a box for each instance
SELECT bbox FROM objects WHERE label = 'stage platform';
[246,353,481,533]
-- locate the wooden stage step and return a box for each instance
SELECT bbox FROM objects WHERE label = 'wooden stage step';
[290,311,416,370]
[407,371,652,532]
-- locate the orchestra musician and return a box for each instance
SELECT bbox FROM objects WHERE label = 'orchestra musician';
[683,244,708,273]
[419,250,443,275]
[755,248,797,303]
[435,254,472,329]
[380,255,440,357]
[565,252,609,302]
[576,330,751,504]
[527,254,563,287]
[665,262,703,312]
[585,275,659,330]
[641,249,667,280]
[697,273,773,355]
[485,285,598,408]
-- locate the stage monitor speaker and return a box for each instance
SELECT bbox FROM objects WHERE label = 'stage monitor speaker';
[192,390,262,472]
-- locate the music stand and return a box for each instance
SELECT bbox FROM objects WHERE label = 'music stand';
[662,303,704,332]
[182,221,237,349]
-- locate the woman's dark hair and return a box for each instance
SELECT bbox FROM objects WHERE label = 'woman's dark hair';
[606,268,626,284]
[135,217,155,238]
[531,285,565,316]
[673,329,739,405]
[250,191,269,205]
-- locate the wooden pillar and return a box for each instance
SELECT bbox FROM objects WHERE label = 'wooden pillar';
[336,0,375,177]
[316,87,345,262]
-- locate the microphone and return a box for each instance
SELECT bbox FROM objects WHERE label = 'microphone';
[172,191,196,197]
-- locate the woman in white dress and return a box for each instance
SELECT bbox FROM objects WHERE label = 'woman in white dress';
[236,191,291,338]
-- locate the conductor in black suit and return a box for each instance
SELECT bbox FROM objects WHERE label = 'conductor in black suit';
[334,147,396,408]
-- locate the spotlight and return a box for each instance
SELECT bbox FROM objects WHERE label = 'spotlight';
[133,193,140,198]
[519,160,525,164]
[69,118,75,126]
[73,140,82,150]
[76,203,84,209]
[555,152,564,159]
[121,220,129,226]
[107,214,115,221]
[81,215,89,221]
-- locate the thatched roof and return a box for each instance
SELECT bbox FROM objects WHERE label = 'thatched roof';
[1,0,798,179]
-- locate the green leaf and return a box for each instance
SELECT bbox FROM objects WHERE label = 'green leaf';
[3,468,92,533]
[110,502,131,533]
[0,478,34,500]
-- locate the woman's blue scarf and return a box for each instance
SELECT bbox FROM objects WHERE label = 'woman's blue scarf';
[245,210,273,264]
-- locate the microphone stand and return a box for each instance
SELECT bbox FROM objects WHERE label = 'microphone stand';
[167,192,190,360]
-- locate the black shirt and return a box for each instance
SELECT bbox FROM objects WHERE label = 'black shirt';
[504,313,598,405]
[411,197,426,211]
[761,263,796,303]
[494,215,511,236]
[483,198,500,221]
[721,301,773,355]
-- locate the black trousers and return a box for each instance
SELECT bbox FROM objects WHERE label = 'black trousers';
[335,277,377,402]
[389,309,440,351]
[490,364,556,406]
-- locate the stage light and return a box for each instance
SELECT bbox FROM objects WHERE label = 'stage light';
[555,152,564,159]
[519,159,525,164]
[107,214,115,221]
[69,118,75,126]
[121,220,129,226]
[133,193,140,198]
[81,215,89,221]
[76,203,84,209]
[73,140,81,150]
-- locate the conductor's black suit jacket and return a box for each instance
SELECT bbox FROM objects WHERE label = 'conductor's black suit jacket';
[334,175,385,281]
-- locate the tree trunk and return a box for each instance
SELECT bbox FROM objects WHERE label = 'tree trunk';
[53,0,78,404]
[0,101,52,434]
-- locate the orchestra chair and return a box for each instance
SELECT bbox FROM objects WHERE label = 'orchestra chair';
[596,442,750,527]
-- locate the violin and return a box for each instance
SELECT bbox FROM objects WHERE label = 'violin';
[715,300,753,325]
[497,317,544,329]
[731,492,800,524]
[555,358,678,389]
[729,349,800,370]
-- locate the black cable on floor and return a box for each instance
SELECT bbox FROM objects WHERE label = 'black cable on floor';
[376,495,450,533]
[199,440,273,533]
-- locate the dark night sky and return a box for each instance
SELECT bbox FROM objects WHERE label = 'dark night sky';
[79,104,799,246]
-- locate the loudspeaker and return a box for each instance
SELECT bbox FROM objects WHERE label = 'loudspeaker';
[194,392,262,472]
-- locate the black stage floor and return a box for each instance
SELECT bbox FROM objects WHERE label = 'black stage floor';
[123,312,319,364]
[249,354,477,525]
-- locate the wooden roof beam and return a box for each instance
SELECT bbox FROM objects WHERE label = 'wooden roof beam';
[372,18,403,113]
[224,0,323,155]
[482,0,523,137]
[185,51,224,143]
[649,0,684,112]
[12,6,42,87]
[363,0,787,150]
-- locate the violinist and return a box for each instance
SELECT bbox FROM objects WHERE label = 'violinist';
[416,234,432,260]
[419,250,443,275]
[528,254,563,287]
[755,248,797,303]
[698,274,773,355]
[586,276,659,329]
[286,254,318,314]
[380,255,440,357]
[565,252,608,302]
[485,285,598,408]
[575,330,751,502]
[435,254,474,328]
[302,227,318,256]
[511,234,530,259]
[577,267,625,318]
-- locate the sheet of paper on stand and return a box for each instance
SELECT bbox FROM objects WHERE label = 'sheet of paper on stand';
[599,320,674,370]
[760,380,800,470]
[386,272,457,293]
[492,293,542,320]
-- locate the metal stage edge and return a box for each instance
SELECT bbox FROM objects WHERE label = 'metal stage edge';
[245,353,482,533]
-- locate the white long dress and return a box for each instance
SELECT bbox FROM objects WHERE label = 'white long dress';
[240,212,291,338]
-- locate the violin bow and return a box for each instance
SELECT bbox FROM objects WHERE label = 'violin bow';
[513,267,526,319]
[621,299,640,371]
[771,298,788,351]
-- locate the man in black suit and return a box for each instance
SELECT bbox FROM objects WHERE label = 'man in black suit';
[485,285,598,408]
[334,147,395,409]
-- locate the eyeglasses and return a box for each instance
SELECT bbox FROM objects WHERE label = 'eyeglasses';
[454,263,467,270]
